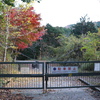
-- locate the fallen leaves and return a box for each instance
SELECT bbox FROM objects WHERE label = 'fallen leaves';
[0,90,34,100]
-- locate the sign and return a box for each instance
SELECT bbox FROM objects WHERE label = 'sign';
[51,66,78,73]
[94,63,100,71]
[21,67,29,74]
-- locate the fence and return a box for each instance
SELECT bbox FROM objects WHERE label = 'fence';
[45,61,100,89]
[0,62,44,89]
[0,61,100,89]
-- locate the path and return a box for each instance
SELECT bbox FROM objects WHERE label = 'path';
[7,60,100,99]
[12,88,99,100]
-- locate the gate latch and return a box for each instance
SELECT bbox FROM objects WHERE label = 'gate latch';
[45,75,48,81]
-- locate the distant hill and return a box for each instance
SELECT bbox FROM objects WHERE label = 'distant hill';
[65,24,74,29]
[94,21,100,28]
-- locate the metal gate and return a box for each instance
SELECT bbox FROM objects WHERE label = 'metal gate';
[0,62,44,89]
[0,61,100,89]
[45,61,100,89]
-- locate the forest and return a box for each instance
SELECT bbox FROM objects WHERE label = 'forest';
[0,0,100,62]
[0,1,100,99]
[17,16,100,62]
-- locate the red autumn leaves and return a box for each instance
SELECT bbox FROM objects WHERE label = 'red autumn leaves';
[8,7,45,49]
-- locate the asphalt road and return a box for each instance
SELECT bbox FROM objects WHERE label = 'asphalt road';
[12,88,98,100]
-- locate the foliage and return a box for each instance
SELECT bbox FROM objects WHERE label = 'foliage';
[8,7,45,49]
[0,0,41,6]
[72,15,98,36]
[47,34,83,61]
[41,24,71,49]
[1,0,14,6]
[79,63,94,71]
[0,4,12,61]
[42,24,61,47]
[81,29,100,61]
[45,28,100,61]
[18,23,100,61]
[17,24,71,60]
[94,21,100,28]
[22,0,41,3]
[0,5,45,61]
[54,26,71,36]
[17,45,40,60]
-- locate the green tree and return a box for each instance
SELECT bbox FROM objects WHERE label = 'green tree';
[17,24,71,60]
[0,0,15,6]
[42,24,71,47]
[49,29,100,61]
[43,24,61,47]
[50,34,83,61]
[1,0,41,6]
[17,42,40,60]
[0,2,44,61]
[72,15,98,36]
[22,0,41,3]
[81,30,100,61]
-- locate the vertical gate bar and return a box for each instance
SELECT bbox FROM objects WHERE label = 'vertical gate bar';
[0,61,100,89]
[42,62,44,89]
[45,62,48,89]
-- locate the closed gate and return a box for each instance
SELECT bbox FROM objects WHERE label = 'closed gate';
[45,61,100,89]
[0,62,44,89]
[0,61,100,89]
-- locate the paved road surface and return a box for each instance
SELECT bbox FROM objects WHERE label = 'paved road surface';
[12,88,98,100]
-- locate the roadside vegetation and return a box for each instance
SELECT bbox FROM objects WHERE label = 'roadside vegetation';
[17,16,100,62]
[0,1,100,99]
[0,0,44,89]
[0,0,100,74]
[0,1,100,62]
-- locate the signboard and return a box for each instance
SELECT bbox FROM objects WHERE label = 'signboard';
[21,67,29,74]
[94,63,100,71]
[51,66,78,73]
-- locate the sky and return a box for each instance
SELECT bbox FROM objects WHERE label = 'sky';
[16,0,100,27]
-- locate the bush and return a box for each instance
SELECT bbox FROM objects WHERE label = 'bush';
[79,63,94,71]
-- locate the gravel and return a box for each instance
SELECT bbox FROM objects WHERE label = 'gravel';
[12,88,100,100]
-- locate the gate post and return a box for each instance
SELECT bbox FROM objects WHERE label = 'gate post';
[43,62,48,93]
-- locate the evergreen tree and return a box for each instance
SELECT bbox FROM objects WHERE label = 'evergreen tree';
[72,15,98,36]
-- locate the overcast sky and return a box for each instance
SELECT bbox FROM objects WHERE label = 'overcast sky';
[16,0,100,27]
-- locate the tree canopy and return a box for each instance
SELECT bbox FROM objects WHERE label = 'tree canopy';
[17,24,71,60]
[0,2,45,61]
[1,0,41,5]
[9,7,45,49]
[72,15,98,36]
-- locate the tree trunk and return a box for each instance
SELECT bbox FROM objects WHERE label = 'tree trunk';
[3,8,10,62]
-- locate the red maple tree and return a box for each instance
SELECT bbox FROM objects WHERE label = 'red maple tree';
[8,7,45,49]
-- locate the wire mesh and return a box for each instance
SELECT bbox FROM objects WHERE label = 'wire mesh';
[0,61,100,89]
[46,61,100,88]
[0,62,44,89]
